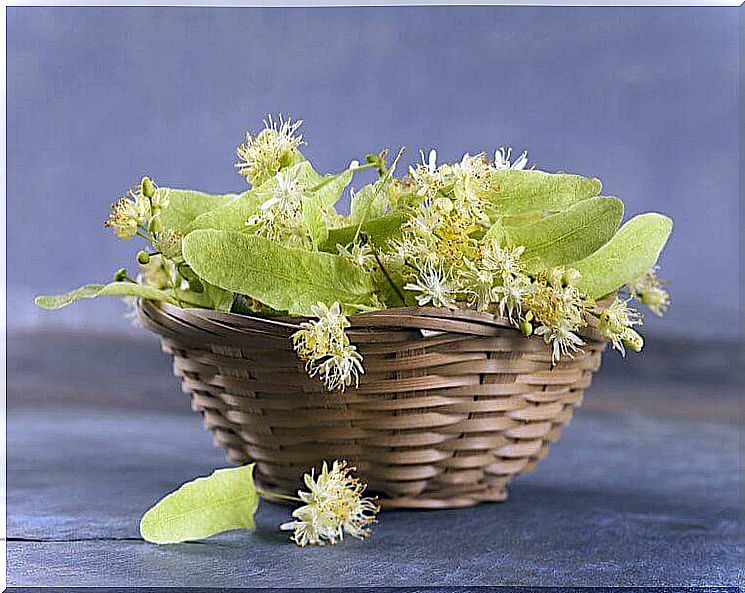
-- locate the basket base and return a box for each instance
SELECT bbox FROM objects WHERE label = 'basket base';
[255,477,509,509]
[380,487,509,509]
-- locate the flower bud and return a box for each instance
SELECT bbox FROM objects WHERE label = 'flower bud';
[563,268,581,287]
[141,176,156,199]
[621,328,644,352]
[114,267,128,282]
[148,216,163,235]
[433,196,454,214]
[136,251,150,265]
[519,319,533,336]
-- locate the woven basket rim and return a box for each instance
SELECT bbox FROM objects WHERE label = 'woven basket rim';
[138,299,607,344]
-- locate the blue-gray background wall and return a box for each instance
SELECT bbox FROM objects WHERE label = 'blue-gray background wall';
[8,6,740,339]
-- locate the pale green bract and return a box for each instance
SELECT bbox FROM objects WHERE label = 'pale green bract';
[302,196,329,248]
[158,188,242,233]
[34,282,178,310]
[322,213,408,252]
[312,168,354,207]
[504,197,624,270]
[182,229,377,315]
[185,190,263,233]
[350,182,390,224]
[140,464,259,545]
[482,169,602,215]
[573,213,673,299]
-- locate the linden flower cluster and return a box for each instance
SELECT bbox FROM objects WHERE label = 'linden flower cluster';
[626,266,670,317]
[236,115,304,187]
[104,177,170,241]
[386,148,658,364]
[393,148,527,272]
[596,297,644,355]
[280,460,380,547]
[292,302,364,392]
[247,169,312,248]
[102,178,212,307]
[523,271,590,362]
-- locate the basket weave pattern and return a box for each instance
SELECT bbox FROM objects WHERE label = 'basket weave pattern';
[139,300,606,509]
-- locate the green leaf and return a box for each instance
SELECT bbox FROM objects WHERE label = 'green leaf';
[302,196,329,248]
[182,230,377,315]
[172,282,235,312]
[205,283,235,312]
[140,465,259,545]
[289,160,326,187]
[350,182,390,224]
[311,168,353,208]
[158,188,242,233]
[503,211,545,227]
[573,213,673,299]
[34,282,178,310]
[482,169,602,216]
[185,190,262,233]
[504,197,624,270]
[485,218,506,243]
[321,213,408,252]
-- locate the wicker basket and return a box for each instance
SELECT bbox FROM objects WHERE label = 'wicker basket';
[138,299,607,509]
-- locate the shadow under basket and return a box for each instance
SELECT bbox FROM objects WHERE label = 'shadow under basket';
[138,299,607,509]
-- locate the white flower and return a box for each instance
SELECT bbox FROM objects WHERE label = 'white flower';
[292,302,364,392]
[459,258,495,311]
[137,255,177,290]
[314,350,365,392]
[421,149,437,174]
[155,228,183,259]
[337,242,375,271]
[451,152,490,179]
[597,297,644,355]
[280,460,379,547]
[408,149,444,198]
[481,240,526,279]
[404,260,458,309]
[492,273,530,322]
[248,169,310,247]
[235,114,304,186]
[524,279,590,363]
[104,191,150,240]
[494,147,529,171]
[534,321,585,364]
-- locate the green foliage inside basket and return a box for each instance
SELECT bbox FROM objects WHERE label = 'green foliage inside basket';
[35,115,673,368]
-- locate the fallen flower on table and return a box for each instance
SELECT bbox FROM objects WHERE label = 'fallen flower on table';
[139,461,379,547]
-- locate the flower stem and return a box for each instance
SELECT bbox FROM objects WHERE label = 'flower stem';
[352,147,405,244]
[371,245,406,306]
[256,488,302,503]
[308,162,377,193]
